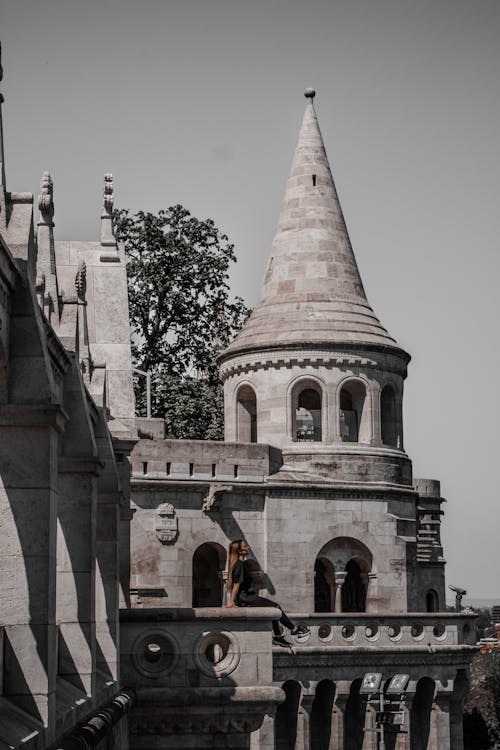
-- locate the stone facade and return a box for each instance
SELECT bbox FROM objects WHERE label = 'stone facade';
[0,43,475,750]
[0,45,135,749]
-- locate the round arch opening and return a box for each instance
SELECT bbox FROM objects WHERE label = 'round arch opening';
[192,542,227,607]
[315,537,373,613]
[292,380,323,443]
[236,385,257,443]
[339,380,369,443]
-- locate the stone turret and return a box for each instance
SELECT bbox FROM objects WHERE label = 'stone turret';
[219,91,411,485]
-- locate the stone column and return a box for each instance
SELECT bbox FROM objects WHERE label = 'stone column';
[57,458,99,696]
[250,713,275,750]
[362,704,377,749]
[395,699,412,750]
[365,572,377,612]
[332,695,347,749]
[95,410,122,688]
[370,382,382,446]
[0,405,64,736]
[335,572,347,612]
[430,695,451,750]
[296,694,314,750]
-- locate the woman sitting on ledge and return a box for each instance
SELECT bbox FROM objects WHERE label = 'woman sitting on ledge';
[225,539,309,647]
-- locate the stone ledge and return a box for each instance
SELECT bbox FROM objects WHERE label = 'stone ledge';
[120,606,280,622]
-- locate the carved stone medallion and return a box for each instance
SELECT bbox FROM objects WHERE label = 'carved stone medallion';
[156,502,178,544]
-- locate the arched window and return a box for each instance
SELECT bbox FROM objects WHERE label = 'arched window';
[314,557,335,612]
[381,385,398,447]
[236,385,257,443]
[426,589,439,612]
[316,537,372,613]
[192,543,226,607]
[293,383,322,442]
[339,380,368,443]
[341,559,367,613]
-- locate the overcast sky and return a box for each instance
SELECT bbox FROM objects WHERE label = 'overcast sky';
[2,0,499,601]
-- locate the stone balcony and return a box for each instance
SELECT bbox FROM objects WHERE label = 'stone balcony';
[120,608,476,742]
[120,607,284,749]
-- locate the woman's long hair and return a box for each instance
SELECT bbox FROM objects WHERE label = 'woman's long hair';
[227,539,243,590]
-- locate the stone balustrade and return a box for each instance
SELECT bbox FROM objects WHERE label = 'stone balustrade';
[281,611,477,650]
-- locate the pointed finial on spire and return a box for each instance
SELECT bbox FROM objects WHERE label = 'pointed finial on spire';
[37,171,54,225]
[304,87,316,99]
[100,172,116,247]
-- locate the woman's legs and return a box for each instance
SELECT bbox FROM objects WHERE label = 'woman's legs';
[239,593,296,634]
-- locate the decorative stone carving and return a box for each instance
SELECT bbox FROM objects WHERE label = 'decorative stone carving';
[156,502,178,543]
[75,259,87,298]
[103,172,114,213]
[37,171,54,224]
[202,483,233,512]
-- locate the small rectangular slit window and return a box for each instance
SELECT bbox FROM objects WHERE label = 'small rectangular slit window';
[233,464,239,478]
[312,174,317,186]
[189,463,194,477]
[142,461,148,475]
[166,462,171,476]
[211,463,216,478]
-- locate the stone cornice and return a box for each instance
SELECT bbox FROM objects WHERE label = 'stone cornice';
[266,484,416,501]
[59,456,104,475]
[219,344,410,381]
[273,645,477,671]
[129,476,417,502]
[0,403,68,431]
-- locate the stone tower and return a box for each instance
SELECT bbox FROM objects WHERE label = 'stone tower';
[220,89,409,471]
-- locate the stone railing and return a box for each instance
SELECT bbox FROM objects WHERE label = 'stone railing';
[130,439,281,483]
[281,612,477,649]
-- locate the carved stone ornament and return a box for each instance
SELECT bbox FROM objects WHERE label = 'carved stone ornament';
[75,259,87,298]
[202,484,233,512]
[38,171,54,223]
[156,502,178,544]
[103,173,114,213]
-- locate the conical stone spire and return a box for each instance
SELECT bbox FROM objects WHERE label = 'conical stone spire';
[222,89,399,358]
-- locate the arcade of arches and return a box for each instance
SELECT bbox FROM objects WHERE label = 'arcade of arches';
[234,379,401,447]
[275,675,466,750]
[314,538,372,613]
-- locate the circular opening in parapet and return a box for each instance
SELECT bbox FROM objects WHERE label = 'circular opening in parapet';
[194,631,240,678]
[387,623,402,640]
[433,623,446,640]
[144,642,162,663]
[410,623,425,640]
[205,639,230,664]
[318,623,333,642]
[341,623,356,640]
[132,631,178,677]
[293,625,311,644]
[365,624,379,641]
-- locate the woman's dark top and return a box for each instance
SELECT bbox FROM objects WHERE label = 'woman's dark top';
[231,559,254,604]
